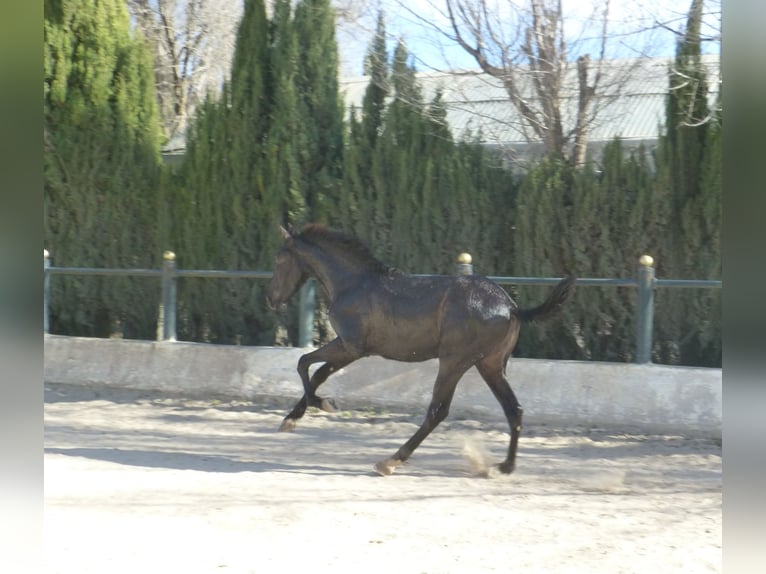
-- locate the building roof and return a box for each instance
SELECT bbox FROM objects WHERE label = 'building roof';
[339,55,720,151]
[163,55,720,162]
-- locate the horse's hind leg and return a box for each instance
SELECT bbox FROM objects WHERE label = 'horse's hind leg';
[279,338,356,432]
[476,357,523,474]
[375,359,470,475]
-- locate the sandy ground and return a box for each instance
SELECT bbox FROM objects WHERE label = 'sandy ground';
[44,384,721,574]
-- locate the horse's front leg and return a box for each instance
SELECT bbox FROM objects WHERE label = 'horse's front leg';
[278,338,357,432]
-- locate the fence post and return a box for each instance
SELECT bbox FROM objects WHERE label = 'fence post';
[298,279,316,347]
[44,249,51,334]
[456,252,473,275]
[160,251,177,341]
[636,254,655,364]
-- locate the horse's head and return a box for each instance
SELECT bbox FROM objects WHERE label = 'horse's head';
[267,225,309,311]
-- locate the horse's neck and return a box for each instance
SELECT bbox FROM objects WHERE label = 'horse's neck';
[301,248,368,300]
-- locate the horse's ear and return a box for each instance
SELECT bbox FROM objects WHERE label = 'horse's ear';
[279,225,292,240]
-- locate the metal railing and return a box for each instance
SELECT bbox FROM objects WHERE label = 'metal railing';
[44,250,721,363]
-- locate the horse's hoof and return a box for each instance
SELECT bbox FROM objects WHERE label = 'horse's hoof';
[320,397,338,413]
[498,461,515,474]
[278,418,297,432]
[374,459,400,476]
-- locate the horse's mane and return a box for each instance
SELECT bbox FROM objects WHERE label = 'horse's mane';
[295,224,394,275]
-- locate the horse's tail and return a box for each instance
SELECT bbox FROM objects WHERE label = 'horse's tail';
[517,275,576,323]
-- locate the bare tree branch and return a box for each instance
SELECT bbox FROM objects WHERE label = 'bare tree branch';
[127,0,242,145]
[444,0,627,165]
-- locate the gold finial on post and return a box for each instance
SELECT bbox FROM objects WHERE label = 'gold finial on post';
[457,252,472,265]
[456,252,473,275]
[639,254,654,267]
[163,250,176,261]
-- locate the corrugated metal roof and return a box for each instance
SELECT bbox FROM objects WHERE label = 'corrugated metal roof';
[340,55,720,147]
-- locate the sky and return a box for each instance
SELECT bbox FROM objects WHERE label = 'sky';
[335,0,721,77]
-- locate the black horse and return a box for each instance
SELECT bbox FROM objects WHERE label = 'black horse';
[267,224,575,476]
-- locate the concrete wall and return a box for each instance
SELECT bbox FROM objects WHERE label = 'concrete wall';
[44,335,721,438]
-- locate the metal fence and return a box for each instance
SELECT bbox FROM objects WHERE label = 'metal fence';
[44,250,721,364]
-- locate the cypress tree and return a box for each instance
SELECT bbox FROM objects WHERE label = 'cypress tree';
[417,90,452,267]
[361,13,389,152]
[690,101,722,365]
[385,40,427,269]
[341,12,390,249]
[336,108,364,229]
[577,141,667,362]
[653,0,721,366]
[665,0,709,225]
[511,141,668,361]
[511,158,579,358]
[174,0,280,345]
[340,25,517,279]
[294,0,345,224]
[508,2,719,366]
[173,0,348,345]
[450,136,516,275]
[268,0,306,225]
[44,0,162,338]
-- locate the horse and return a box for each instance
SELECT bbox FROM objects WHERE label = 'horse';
[266,224,575,476]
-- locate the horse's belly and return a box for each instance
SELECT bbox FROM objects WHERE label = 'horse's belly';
[377,345,439,363]
[366,320,440,362]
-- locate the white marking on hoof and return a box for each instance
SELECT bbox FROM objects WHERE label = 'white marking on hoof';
[278,418,297,432]
[374,459,399,476]
[320,398,337,413]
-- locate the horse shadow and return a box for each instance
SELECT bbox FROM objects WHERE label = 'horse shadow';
[44,446,369,476]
